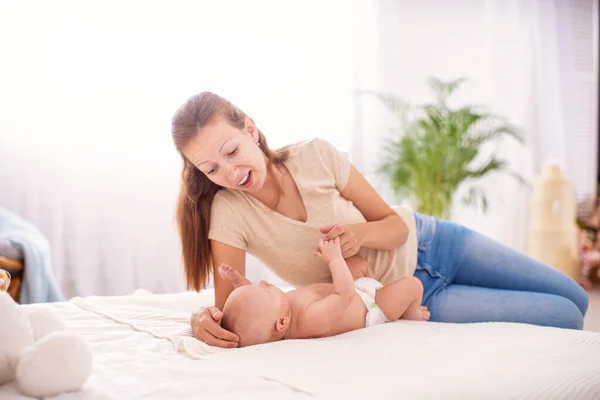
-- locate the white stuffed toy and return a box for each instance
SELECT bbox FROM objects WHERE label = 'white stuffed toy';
[0,292,93,397]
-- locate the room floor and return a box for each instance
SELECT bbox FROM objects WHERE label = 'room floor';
[584,287,600,332]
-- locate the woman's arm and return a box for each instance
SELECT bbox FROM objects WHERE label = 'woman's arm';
[211,240,247,310]
[327,165,408,251]
[345,255,376,280]
[188,240,245,347]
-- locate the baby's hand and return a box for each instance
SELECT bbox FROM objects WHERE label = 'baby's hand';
[313,237,343,263]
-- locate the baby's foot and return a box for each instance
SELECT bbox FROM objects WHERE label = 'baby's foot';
[402,306,431,321]
[217,264,251,288]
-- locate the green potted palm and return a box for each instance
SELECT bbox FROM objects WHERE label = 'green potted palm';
[363,77,525,219]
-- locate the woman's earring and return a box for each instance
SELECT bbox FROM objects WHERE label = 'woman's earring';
[256,141,260,147]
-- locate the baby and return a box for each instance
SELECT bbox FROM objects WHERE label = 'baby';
[219,237,429,347]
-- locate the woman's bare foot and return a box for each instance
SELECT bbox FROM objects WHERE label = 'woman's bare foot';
[401,306,430,321]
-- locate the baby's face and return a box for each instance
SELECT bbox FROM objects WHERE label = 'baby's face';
[222,282,289,346]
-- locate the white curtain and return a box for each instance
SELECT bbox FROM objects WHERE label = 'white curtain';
[0,0,356,297]
[352,0,598,253]
[1,0,596,298]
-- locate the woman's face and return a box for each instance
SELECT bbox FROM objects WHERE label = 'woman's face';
[181,116,268,192]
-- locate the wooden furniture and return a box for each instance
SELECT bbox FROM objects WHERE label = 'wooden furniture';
[0,268,9,291]
[0,256,24,302]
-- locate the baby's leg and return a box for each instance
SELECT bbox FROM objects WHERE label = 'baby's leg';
[375,276,430,321]
[345,255,376,280]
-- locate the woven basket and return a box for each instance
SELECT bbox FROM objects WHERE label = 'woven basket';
[527,164,579,280]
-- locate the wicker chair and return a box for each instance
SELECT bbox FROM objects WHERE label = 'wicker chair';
[0,256,24,302]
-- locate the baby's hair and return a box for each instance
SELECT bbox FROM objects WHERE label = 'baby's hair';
[222,291,277,347]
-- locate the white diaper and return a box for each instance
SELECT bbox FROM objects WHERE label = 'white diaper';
[354,277,390,327]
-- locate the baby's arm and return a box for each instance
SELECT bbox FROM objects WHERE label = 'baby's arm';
[299,238,356,336]
[314,238,354,296]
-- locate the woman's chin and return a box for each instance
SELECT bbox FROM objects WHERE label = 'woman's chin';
[243,183,262,193]
[245,174,265,193]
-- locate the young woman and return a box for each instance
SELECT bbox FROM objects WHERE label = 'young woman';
[171,92,588,348]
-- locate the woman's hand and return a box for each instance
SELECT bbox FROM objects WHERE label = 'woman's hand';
[190,306,239,348]
[319,224,366,258]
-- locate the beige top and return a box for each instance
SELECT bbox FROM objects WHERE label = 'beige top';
[207,138,418,286]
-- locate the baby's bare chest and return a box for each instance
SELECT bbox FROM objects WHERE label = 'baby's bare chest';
[288,284,334,309]
[288,284,368,339]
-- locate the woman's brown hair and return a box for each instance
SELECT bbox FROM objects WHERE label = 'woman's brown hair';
[171,92,288,290]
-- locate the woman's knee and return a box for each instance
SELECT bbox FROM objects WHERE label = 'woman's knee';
[564,280,589,317]
[544,296,584,330]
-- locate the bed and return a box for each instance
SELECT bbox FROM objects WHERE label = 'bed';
[2,288,600,399]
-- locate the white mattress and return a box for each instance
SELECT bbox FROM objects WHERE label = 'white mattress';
[2,289,600,400]
[1,294,309,400]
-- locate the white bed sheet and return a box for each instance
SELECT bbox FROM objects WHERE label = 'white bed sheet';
[0,300,309,400]
[2,289,600,400]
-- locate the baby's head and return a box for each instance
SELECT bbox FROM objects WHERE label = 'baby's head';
[222,281,291,347]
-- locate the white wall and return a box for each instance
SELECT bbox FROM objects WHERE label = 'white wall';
[0,0,355,297]
[0,0,597,296]
[352,0,599,253]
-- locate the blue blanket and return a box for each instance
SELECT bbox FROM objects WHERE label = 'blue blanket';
[0,208,63,303]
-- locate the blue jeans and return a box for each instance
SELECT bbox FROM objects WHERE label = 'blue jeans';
[413,213,589,330]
